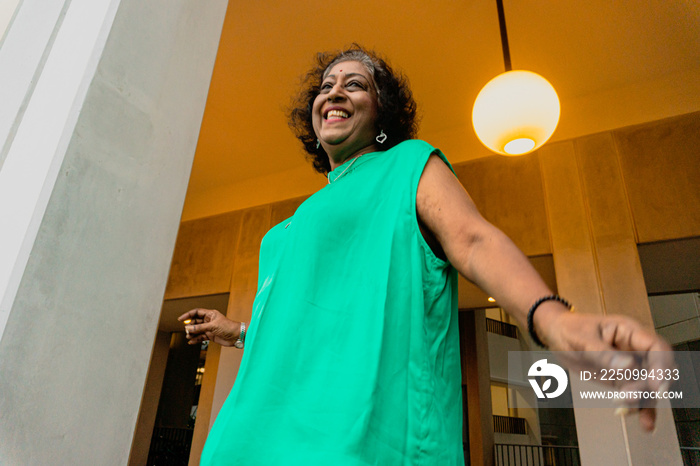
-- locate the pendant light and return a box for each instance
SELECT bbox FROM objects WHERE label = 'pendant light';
[472,0,560,156]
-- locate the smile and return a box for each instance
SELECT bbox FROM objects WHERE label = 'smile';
[324,109,350,120]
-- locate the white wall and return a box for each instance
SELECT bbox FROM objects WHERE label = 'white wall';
[0,0,228,463]
[0,0,20,41]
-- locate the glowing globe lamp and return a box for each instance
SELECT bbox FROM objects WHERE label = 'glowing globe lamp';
[472,70,560,156]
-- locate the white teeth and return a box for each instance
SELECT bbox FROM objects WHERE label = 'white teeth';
[326,109,349,119]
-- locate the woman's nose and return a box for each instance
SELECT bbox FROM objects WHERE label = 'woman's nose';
[326,84,345,102]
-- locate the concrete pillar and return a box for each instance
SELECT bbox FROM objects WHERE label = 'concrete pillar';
[539,139,682,465]
[0,0,228,464]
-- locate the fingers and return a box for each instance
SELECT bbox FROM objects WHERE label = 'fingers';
[614,405,655,432]
[178,308,204,322]
[184,323,213,345]
[177,308,222,331]
[186,332,210,345]
[178,307,218,322]
[595,319,641,352]
[185,321,213,337]
[600,317,670,352]
[600,317,675,392]
[592,316,672,433]
[555,315,673,374]
[555,313,672,434]
[638,407,656,432]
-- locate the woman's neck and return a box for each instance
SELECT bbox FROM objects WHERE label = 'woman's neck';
[327,143,379,171]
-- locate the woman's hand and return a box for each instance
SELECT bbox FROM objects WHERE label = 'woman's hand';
[537,307,671,355]
[177,308,241,347]
[536,309,674,431]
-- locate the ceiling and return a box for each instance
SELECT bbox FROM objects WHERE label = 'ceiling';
[181,0,700,220]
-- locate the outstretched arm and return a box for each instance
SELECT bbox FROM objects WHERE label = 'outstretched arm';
[416,155,672,431]
[417,155,561,332]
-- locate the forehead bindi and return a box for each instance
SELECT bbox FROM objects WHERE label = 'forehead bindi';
[326,61,370,77]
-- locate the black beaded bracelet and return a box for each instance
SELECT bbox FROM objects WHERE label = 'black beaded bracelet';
[527,295,573,348]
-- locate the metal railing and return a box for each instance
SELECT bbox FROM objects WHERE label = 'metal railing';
[494,415,528,435]
[495,444,581,466]
[486,318,519,339]
[494,444,696,465]
[147,426,194,466]
[681,447,700,466]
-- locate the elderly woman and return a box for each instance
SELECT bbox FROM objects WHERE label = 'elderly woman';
[180,45,671,465]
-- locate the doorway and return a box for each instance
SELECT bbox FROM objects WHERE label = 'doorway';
[130,293,229,465]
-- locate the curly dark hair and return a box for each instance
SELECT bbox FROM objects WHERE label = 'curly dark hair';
[288,44,419,174]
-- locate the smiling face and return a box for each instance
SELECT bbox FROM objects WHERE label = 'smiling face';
[312,60,380,168]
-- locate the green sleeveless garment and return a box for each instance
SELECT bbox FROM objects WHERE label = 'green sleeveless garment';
[201,140,463,465]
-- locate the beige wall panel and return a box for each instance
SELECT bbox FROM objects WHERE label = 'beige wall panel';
[614,111,700,243]
[453,154,550,257]
[575,133,654,327]
[538,141,603,315]
[165,211,243,299]
[226,205,271,321]
[269,195,307,226]
[199,205,272,456]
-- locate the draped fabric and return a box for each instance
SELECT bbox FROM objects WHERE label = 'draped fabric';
[201,140,463,465]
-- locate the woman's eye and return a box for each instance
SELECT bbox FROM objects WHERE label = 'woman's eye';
[347,81,365,89]
[320,82,333,92]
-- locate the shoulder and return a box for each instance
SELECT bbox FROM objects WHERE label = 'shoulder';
[385,139,455,177]
[262,217,291,245]
[382,139,442,169]
[387,139,437,156]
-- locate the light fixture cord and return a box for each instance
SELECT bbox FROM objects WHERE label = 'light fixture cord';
[496,0,512,71]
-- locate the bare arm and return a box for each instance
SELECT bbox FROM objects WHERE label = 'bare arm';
[416,155,672,431]
[416,155,560,332]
